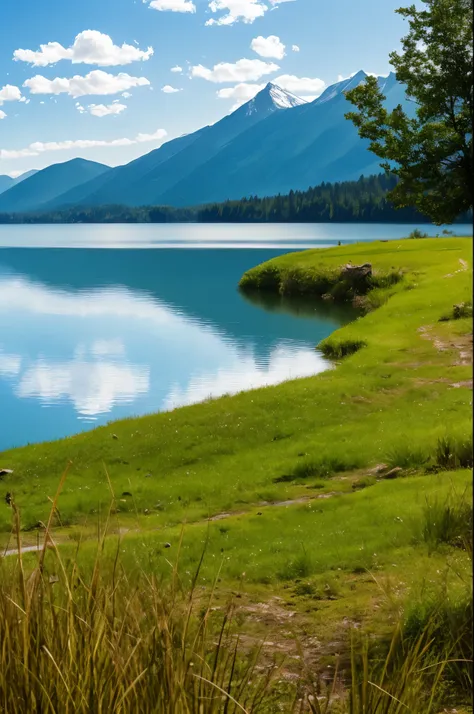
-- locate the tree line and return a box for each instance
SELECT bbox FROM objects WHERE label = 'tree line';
[0,173,470,225]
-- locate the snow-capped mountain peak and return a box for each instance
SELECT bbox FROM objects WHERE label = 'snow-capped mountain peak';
[242,82,307,117]
[266,83,307,109]
[313,70,368,105]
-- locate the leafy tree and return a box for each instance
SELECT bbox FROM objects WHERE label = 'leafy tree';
[345,0,473,224]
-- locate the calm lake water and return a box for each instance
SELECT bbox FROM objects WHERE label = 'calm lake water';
[0,223,471,451]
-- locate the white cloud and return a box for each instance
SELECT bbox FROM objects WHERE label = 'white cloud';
[171,65,183,73]
[0,111,6,120]
[251,35,285,59]
[0,84,23,105]
[13,31,153,67]
[337,71,356,82]
[273,73,325,97]
[292,44,300,52]
[149,0,196,11]
[122,91,132,98]
[0,128,167,160]
[135,129,168,143]
[23,70,150,98]
[87,102,127,117]
[206,0,267,25]
[217,82,265,109]
[161,85,181,93]
[191,58,278,83]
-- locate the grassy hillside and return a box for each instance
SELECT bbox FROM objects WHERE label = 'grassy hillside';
[0,237,472,711]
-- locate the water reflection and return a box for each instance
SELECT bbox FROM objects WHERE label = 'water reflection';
[240,288,359,323]
[0,248,351,450]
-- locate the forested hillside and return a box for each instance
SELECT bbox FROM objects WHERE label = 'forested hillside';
[2,173,467,224]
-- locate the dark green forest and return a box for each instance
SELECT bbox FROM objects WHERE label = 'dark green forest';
[0,173,470,224]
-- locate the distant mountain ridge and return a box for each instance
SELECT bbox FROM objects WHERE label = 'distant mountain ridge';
[0,72,414,213]
[0,159,110,213]
[0,169,38,196]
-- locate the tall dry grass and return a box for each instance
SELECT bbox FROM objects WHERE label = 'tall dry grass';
[0,465,471,713]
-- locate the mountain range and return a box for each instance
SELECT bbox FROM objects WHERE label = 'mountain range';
[0,170,38,196]
[0,71,413,214]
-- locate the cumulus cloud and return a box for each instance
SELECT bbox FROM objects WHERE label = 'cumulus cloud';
[0,111,6,120]
[171,65,183,73]
[87,102,127,117]
[149,0,196,11]
[251,35,285,59]
[205,0,296,25]
[292,44,300,52]
[161,85,181,93]
[13,31,153,67]
[0,84,23,105]
[217,82,265,109]
[191,58,278,83]
[273,73,325,98]
[0,128,167,160]
[23,70,150,98]
[206,0,267,25]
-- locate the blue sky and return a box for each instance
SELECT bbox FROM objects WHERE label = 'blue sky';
[0,0,411,177]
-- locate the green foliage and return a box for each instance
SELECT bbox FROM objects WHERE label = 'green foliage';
[408,228,429,239]
[346,0,473,224]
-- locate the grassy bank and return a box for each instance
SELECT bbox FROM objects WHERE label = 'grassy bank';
[0,237,472,710]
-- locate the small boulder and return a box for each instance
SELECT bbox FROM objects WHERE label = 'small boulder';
[367,463,389,476]
[382,467,403,479]
[341,263,372,279]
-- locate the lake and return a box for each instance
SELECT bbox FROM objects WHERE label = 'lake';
[0,223,471,451]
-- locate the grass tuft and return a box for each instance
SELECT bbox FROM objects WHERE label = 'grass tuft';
[421,489,473,549]
[319,339,367,359]
[435,435,473,470]
[275,454,363,483]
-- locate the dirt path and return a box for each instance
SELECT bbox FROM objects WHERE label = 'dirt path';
[418,325,473,383]
[444,258,470,278]
[207,493,339,522]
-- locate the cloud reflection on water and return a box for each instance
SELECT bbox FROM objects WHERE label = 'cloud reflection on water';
[0,267,330,443]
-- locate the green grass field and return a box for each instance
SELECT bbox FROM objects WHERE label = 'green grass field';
[0,237,472,710]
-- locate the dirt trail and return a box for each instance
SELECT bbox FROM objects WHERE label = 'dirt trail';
[443,257,469,278]
[418,325,472,386]
[207,493,339,523]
